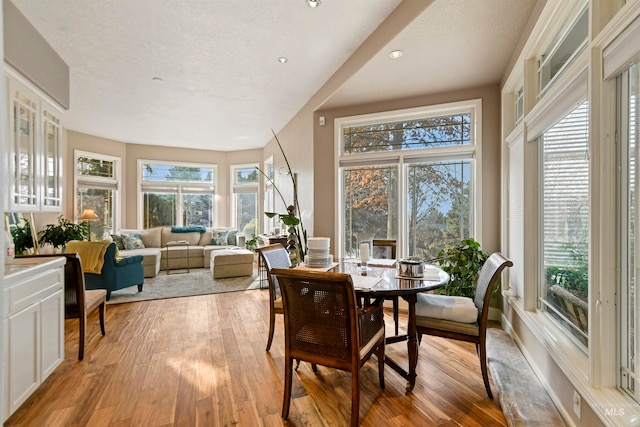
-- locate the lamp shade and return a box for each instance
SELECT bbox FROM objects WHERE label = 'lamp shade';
[79,209,99,220]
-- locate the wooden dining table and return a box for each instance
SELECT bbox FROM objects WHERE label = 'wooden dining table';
[331,260,450,392]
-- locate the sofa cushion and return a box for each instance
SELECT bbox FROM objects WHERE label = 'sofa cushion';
[122,233,145,250]
[211,230,229,246]
[198,230,213,246]
[161,227,201,246]
[120,228,161,248]
[111,234,125,250]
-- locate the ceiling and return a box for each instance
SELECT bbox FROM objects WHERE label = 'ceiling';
[12,0,537,152]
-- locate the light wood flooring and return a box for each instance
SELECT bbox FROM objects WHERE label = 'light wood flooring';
[5,286,507,426]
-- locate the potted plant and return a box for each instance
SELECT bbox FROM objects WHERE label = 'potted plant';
[245,233,259,252]
[432,237,489,298]
[10,217,35,256]
[39,215,88,251]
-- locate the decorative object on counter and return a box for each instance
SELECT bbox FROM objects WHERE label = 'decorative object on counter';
[78,209,100,241]
[431,237,489,298]
[4,229,15,262]
[256,130,308,264]
[38,215,88,252]
[304,237,332,267]
[9,217,34,256]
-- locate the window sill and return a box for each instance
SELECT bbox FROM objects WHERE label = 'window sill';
[505,294,640,426]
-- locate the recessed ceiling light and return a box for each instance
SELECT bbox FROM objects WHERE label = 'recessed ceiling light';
[278,57,288,64]
[307,0,320,8]
[389,50,403,59]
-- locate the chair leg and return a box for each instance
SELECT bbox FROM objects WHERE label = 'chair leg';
[78,316,87,360]
[137,283,143,292]
[106,290,111,301]
[282,357,293,419]
[266,310,276,351]
[99,302,106,336]
[312,363,318,373]
[478,340,493,399]
[377,341,385,389]
[351,369,360,427]
[392,296,399,335]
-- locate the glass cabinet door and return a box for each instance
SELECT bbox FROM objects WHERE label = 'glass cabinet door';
[9,79,38,211]
[41,101,62,210]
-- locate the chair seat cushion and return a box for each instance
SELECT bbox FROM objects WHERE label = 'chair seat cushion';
[415,316,479,336]
[85,289,107,310]
[415,293,478,323]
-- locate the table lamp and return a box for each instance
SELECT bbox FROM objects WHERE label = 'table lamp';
[79,209,99,241]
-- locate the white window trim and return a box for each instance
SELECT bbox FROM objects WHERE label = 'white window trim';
[334,99,482,260]
[137,159,217,228]
[73,150,121,230]
[230,163,259,231]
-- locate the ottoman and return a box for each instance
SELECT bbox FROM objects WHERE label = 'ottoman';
[210,249,254,279]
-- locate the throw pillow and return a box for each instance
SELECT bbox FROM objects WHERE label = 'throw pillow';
[212,231,228,246]
[111,234,125,250]
[122,233,145,250]
[227,230,238,246]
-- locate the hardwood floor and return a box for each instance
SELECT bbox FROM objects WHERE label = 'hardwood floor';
[5,286,507,426]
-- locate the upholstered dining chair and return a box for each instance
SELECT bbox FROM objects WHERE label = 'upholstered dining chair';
[21,253,107,360]
[256,244,291,351]
[271,268,385,427]
[415,252,512,399]
[372,239,400,335]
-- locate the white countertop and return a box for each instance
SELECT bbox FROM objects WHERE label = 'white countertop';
[4,256,66,283]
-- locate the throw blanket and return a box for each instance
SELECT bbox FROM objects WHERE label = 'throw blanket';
[66,240,110,273]
[171,226,206,233]
[415,293,478,323]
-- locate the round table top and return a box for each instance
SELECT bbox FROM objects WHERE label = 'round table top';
[334,260,450,296]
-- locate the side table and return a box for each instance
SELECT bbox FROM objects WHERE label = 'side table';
[165,240,190,274]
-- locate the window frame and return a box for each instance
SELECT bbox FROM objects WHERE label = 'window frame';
[334,99,482,260]
[73,150,121,236]
[138,159,217,228]
[230,163,259,237]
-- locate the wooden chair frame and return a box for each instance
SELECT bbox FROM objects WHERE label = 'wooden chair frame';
[416,252,512,398]
[256,244,291,351]
[372,239,400,335]
[272,268,385,427]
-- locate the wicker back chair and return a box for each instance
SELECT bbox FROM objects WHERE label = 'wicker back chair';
[271,268,385,427]
[256,244,291,351]
[20,253,107,360]
[415,252,512,398]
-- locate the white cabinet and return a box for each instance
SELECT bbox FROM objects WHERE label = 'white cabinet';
[6,68,63,212]
[3,257,65,421]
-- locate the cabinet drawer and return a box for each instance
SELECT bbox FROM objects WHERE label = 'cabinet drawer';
[7,269,63,315]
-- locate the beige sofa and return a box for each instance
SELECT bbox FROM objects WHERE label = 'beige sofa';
[116,227,242,277]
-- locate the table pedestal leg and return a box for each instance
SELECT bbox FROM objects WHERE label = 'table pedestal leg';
[404,293,419,391]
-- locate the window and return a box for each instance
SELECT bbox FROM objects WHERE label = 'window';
[337,101,480,260]
[538,3,589,96]
[140,161,216,228]
[74,151,120,240]
[619,61,639,401]
[262,157,277,233]
[231,164,258,237]
[538,100,589,349]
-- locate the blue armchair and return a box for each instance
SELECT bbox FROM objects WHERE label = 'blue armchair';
[82,242,145,300]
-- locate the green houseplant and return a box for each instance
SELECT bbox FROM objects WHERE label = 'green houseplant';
[245,233,259,252]
[433,237,489,298]
[39,216,88,250]
[10,217,35,256]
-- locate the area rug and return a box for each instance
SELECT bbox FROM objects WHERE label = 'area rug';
[106,268,261,304]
